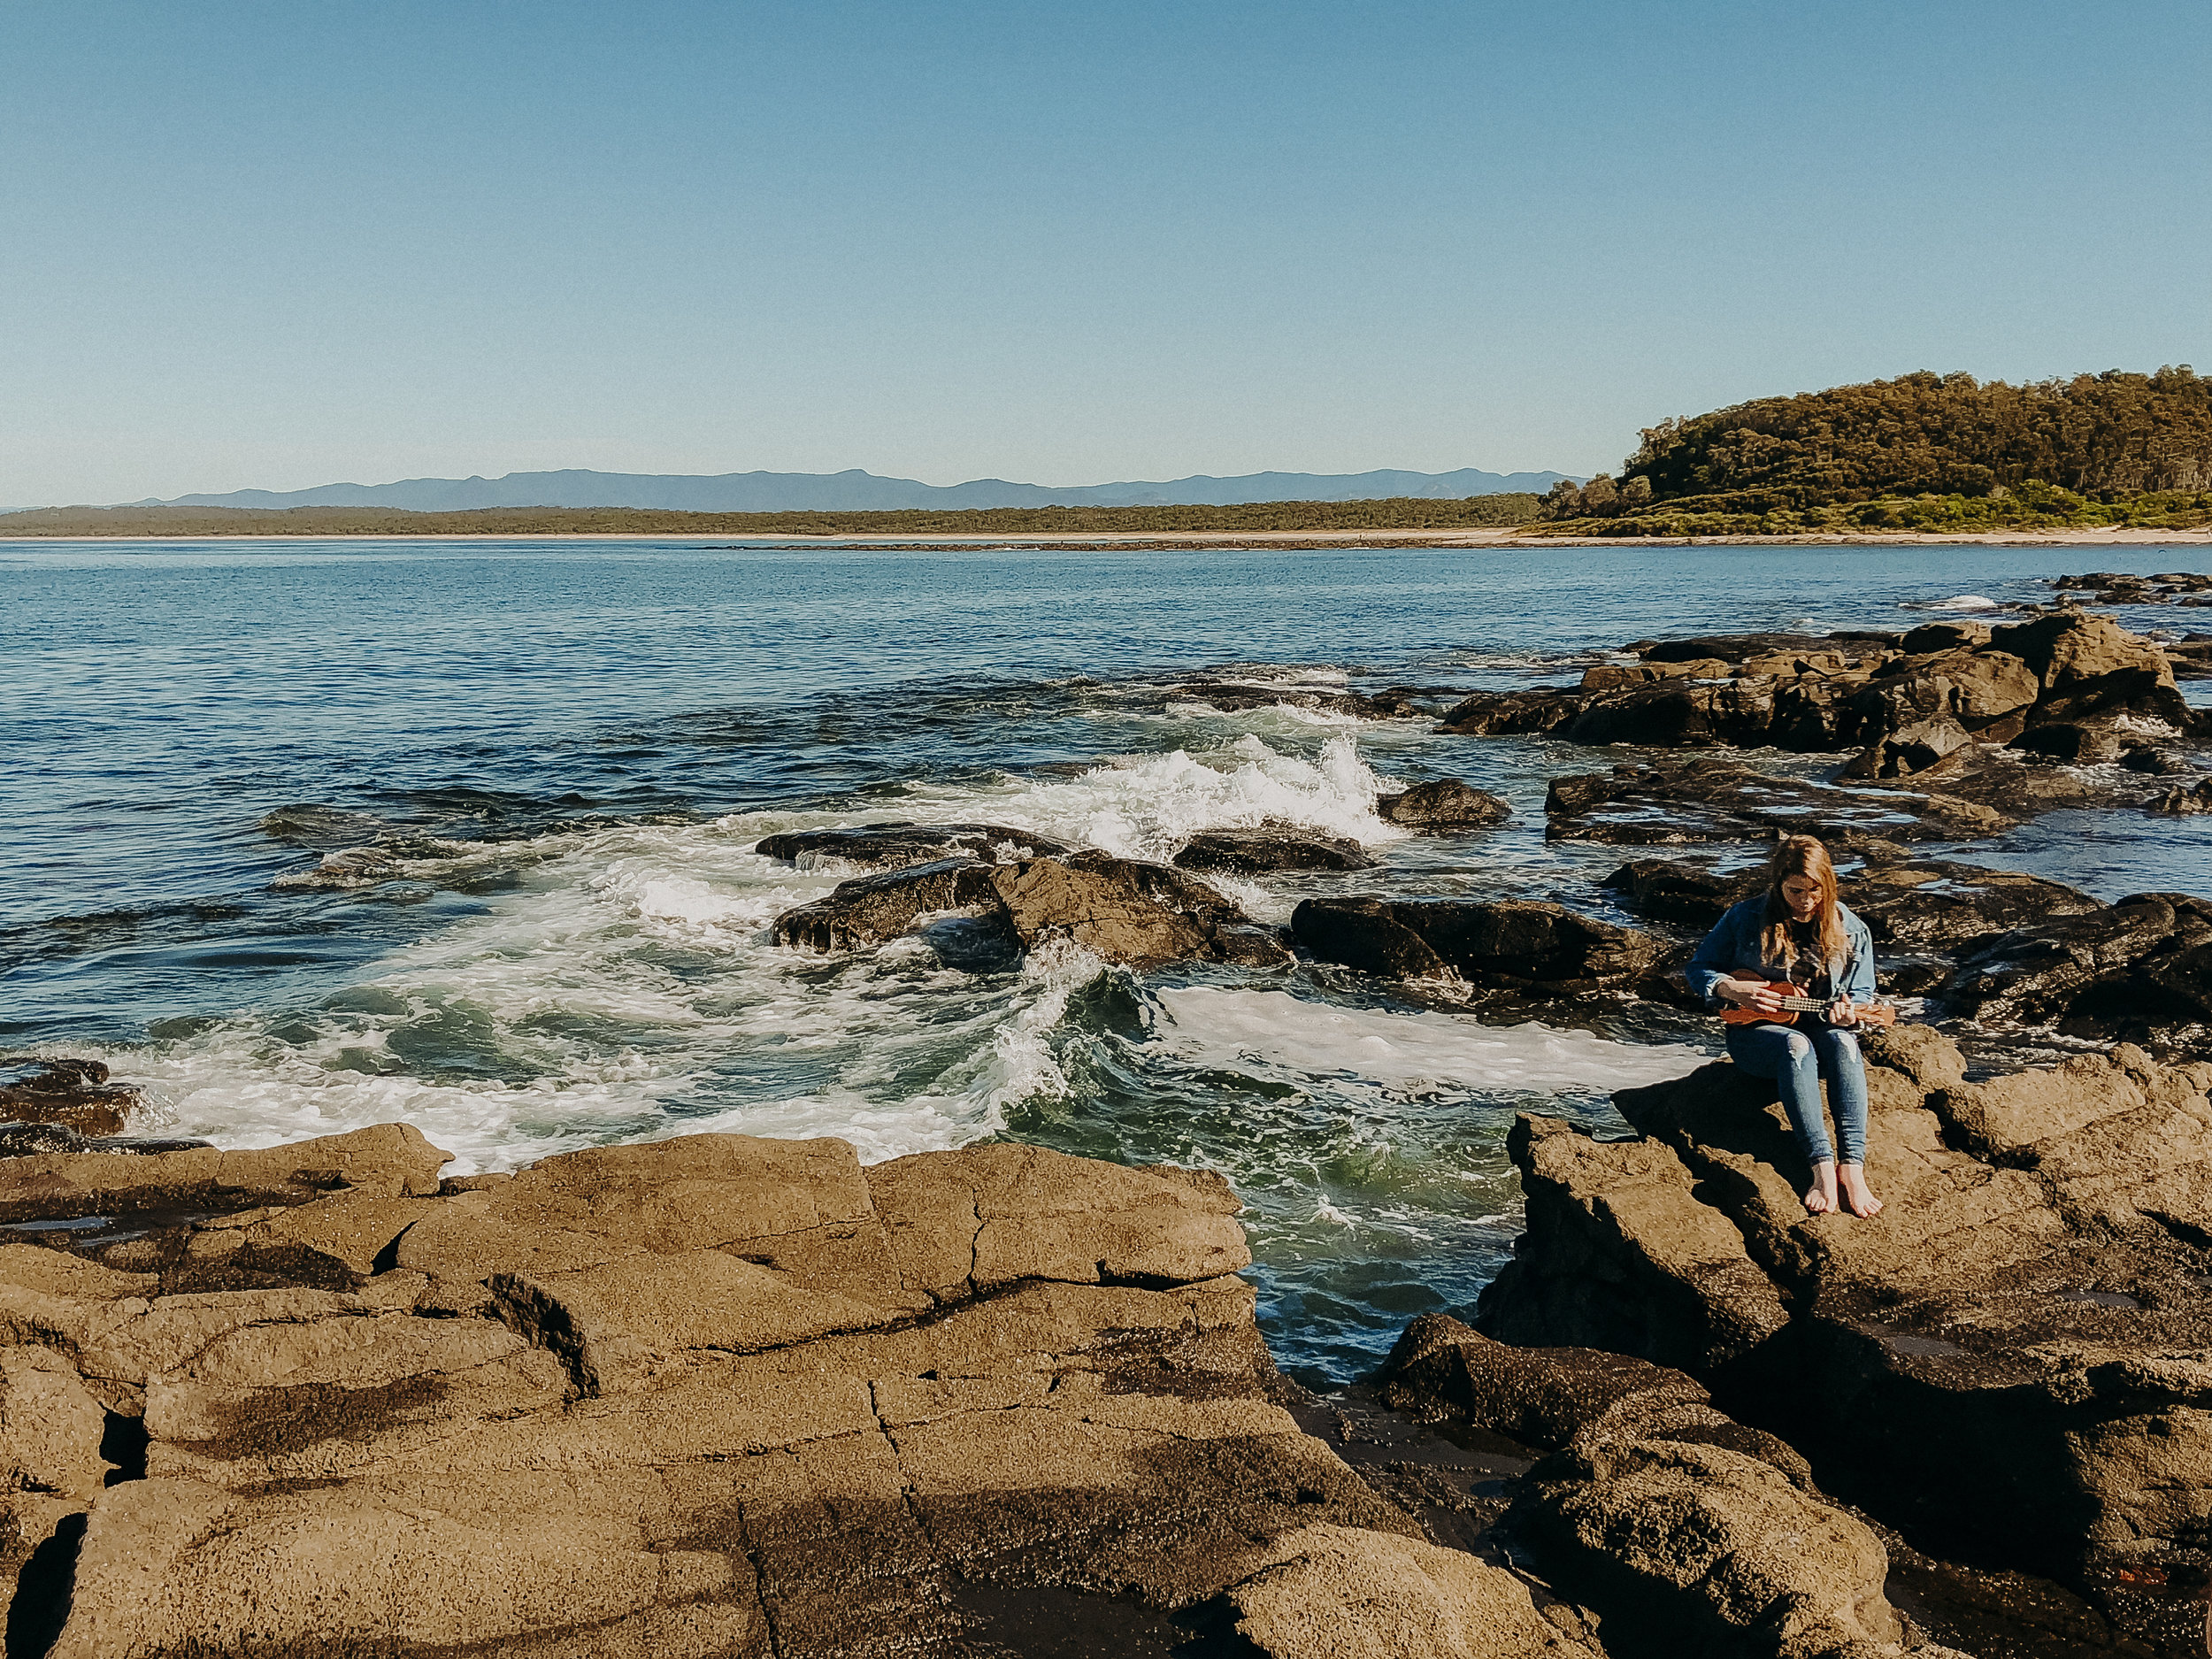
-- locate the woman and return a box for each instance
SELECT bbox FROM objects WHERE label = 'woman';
[1685,834,1882,1218]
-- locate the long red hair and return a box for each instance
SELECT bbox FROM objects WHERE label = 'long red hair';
[1759,834,1848,969]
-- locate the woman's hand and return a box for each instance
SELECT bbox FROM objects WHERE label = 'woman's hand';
[1827,997,1860,1027]
[1724,979,1787,1015]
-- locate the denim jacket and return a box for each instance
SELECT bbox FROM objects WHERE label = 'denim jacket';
[1684,895,1877,1010]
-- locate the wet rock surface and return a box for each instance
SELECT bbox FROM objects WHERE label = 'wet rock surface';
[0,1125,211,1160]
[0,1059,143,1141]
[753,822,1079,870]
[771,856,1007,952]
[2053,572,2212,607]
[1936,892,2212,1049]
[1543,758,2016,845]
[1,1126,1625,1659]
[1289,897,1686,1008]
[2154,777,2212,814]
[772,847,1294,968]
[2165,640,2212,682]
[0,1120,447,1232]
[1168,676,1442,719]
[1473,1027,2212,1650]
[1375,779,1513,833]
[1172,828,1377,874]
[1440,613,2200,771]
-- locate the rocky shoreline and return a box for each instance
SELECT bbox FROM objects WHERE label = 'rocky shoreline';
[11,1079,2212,1657]
[10,603,2210,1654]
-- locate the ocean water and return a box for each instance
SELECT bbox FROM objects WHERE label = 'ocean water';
[5,536,2210,1381]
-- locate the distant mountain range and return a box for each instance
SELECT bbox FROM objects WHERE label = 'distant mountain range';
[135,465,1571,513]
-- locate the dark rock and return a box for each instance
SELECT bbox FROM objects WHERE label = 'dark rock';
[1507,1433,1905,1658]
[1171,829,1375,874]
[1380,1313,1717,1455]
[1990,611,2200,730]
[2122,743,2190,775]
[1577,656,1732,691]
[987,850,1293,967]
[0,1057,142,1140]
[1169,677,1416,719]
[754,822,1077,869]
[1635,633,1837,664]
[1850,646,2039,740]
[1839,717,1974,779]
[1292,896,1672,998]
[267,845,416,889]
[1936,893,2212,1046]
[1284,896,1455,981]
[2152,777,2212,814]
[1888,740,2161,816]
[1476,1113,1793,1378]
[2008,721,2122,764]
[1375,1333,1946,1656]
[1442,616,2198,799]
[1372,778,1511,832]
[1600,859,1760,929]
[0,1124,212,1160]
[2055,571,2212,603]
[1544,758,2014,845]
[773,850,1291,968]
[1842,859,2106,950]
[1900,620,1994,655]
[771,856,1007,952]
[1446,672,1878,750]
[1601,852,2105,954]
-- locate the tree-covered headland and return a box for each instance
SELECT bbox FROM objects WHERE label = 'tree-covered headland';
[0,494,1540,539]
[1534,366,2212,536]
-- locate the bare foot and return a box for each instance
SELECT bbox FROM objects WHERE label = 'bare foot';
[1839,1164,1883,1218]
[1803,1161,1839,1216]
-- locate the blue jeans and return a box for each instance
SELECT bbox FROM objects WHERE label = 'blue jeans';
[1724,1021,1868,1166]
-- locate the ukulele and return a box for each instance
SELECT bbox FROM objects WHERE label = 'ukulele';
[1718,969,1917,1027]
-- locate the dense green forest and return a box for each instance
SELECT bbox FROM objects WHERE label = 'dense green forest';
[1537,367,2212,535]
[0,494,1540,539]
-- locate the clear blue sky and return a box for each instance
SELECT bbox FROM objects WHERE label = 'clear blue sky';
[4,1,2208,505]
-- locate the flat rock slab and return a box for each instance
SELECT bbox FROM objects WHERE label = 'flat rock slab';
[4,1127,1595,1659]
[754,822,1079,869]
[1172,829,1376,873]
[1167,677,1430,719]
[0,1123,449,1230]
[1545,758,2016,844]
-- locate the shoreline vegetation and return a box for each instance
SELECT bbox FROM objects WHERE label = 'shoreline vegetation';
[1534,365,2212,538]
[11,367,2212,545]
[7,495,2210,547]
[0,494,1542,539]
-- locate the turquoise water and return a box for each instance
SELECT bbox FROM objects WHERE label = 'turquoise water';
[4,537,2208,1380]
